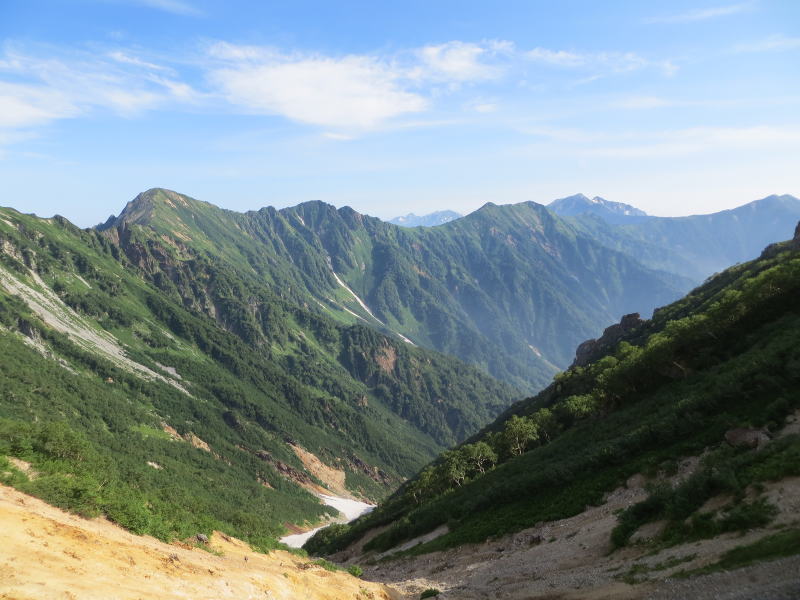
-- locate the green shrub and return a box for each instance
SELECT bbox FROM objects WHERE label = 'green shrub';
[313,558,341,572]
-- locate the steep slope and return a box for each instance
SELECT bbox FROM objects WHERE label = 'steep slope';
[549,193,649,224]
[0,202,518,549]
[99,189,690,393]
[309,223,800,584]
[388,211,462,227]
[0,484,397,600]
[566,194,800,282]
[282,198,689,390]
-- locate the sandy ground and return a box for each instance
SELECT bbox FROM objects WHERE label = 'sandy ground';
[0,484,397,600]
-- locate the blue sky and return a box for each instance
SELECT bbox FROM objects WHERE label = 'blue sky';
[1,0,799,226]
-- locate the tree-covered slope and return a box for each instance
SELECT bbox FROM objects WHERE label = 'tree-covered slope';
[100,189,690,393]
[0,202,518,548]
[307,223,800,557]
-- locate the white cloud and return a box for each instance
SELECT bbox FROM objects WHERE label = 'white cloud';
[645,3,750,24]
[209,48,427,130]
[108,50,171,71]
[0,83,78,128]
[736,34,800,53]
[206,39,515,131]
[415,41,503,82]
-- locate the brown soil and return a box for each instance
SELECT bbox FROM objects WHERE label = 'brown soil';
[0,484,398,600]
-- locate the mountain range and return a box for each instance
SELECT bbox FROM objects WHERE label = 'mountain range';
[1,187,799,565]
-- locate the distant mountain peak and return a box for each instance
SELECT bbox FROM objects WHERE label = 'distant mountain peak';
[388,210,462,227]
[99,188,214,231]
[548,194,648,224]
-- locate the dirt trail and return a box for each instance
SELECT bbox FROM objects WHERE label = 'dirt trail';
[0,485,397,600]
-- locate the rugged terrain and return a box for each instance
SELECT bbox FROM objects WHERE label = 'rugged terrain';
[100,188,695,391]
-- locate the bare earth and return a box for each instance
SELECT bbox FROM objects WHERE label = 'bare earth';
[333,463,800,599]
[0,484,397,600]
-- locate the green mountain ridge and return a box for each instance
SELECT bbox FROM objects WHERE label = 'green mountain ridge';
[0,199,518,548]
[101,189,690,392]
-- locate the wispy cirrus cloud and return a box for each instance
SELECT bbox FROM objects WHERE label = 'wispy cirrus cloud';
[644,3,751,24]
[525,47,678,77]
[735,34,800,53]
[0,44,198,130]
[0,37,682,144]
[115,0,202,17]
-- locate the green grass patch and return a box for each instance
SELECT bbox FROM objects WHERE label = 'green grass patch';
[677,529,800,578]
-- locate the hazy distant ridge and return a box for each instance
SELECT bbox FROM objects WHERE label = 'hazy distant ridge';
[388,210,462,227]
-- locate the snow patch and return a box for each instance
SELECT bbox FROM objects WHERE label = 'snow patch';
[332,271,382,323]
[331,272,415,345]
[280,494,374,549]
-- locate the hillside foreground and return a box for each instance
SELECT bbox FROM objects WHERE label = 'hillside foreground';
[329,411,800,599]
[0,484,397,600]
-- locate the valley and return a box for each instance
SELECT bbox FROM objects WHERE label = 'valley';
[1,190,799,599]
[5,4,798,598]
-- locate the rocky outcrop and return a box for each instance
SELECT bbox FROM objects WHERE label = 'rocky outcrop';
[725,427,771,450]
[573,313,645,367]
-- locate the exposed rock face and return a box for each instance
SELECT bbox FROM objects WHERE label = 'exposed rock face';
[254,450,314,487]
[573,313,645,367]
[725,427,771,450]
